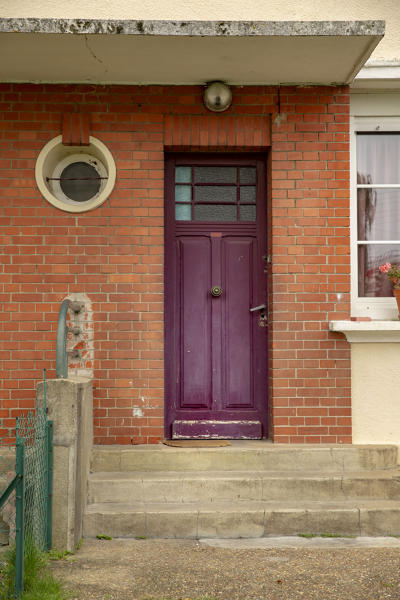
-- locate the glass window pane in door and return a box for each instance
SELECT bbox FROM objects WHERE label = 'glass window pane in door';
[240,167,256,184]
[175,185,191,202]
[194,204,236,222]
[240,187,256,203]
[195,186,236,203]
[240,205,256,221]
[175,166,192,183]
[194,166,236,183]
[175,204,191,220]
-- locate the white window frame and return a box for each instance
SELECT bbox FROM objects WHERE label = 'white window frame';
[35,135,116,213]
[351,115,400,320]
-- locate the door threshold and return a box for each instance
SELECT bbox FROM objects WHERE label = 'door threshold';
[163,439,232,448]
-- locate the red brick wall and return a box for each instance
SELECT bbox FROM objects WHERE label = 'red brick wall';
[270,88,351,443]
[0,83,350,444]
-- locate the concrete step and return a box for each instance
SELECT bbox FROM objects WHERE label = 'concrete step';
[88,469,400,504]
[86,444,400,539]
[83,499,400,539]
[91,443,398,473]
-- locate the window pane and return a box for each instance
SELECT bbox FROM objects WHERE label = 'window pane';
[194,205,237,222]
[358,244,400,297]
[195,186,236,203]
[175,185,191,202]
[194,166,236,184]
[358,189,400,241]
[175,166,191,183]
[240,187,256,203]
[240,205,256,221]
[357,134,400,184]
[60,162,101,202]
[175,204,191,220]
[240,167,256,184]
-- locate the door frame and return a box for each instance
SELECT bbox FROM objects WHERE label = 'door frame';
[164,152,269,439]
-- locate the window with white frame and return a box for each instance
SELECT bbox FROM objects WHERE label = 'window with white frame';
[352,117,400,319]
[35,135,116,213]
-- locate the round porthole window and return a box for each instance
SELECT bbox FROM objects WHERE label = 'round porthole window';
[35,135,116,213]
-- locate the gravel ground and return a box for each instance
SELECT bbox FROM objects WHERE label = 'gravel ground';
[51,538,400,600]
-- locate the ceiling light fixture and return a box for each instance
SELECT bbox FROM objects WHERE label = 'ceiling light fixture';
[203,81,232,112]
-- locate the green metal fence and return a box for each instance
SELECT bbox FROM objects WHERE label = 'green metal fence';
[0,375,53,598]
[0,441,17,596]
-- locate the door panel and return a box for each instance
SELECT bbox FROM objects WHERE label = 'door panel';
[224,237,254,408]
[179,237,211,409]
[165,154,268,439]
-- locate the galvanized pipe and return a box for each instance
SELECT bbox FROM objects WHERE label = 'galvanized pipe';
[55,299,71,378]
[14,438,25,598]
[46,420,54,550]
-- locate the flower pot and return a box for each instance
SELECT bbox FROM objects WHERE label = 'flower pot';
[393,289,400,319]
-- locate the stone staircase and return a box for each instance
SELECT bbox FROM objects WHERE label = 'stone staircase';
[83,442,400,539]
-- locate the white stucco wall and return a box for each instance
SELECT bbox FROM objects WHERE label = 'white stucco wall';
[352,343,400,446]
[0,0,398,63]
[348,92,400,448]
[351,92,400,115]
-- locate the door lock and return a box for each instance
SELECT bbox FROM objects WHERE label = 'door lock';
[250,304,268,326]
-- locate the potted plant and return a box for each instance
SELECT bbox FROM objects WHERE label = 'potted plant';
[378,262,400,316]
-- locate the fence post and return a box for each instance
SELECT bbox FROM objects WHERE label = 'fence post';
[14,438,25,598]
[46,421,53,551]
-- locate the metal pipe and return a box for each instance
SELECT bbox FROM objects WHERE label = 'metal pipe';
[46,420,54,551]
[55,299,71,378]
[14,438,25,598]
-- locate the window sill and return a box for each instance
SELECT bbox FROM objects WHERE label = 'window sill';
[329,320,400,342]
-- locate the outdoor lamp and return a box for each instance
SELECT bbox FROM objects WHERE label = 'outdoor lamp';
[203,81,232,112]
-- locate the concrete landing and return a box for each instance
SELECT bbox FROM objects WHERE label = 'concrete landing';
[91,443,398,472]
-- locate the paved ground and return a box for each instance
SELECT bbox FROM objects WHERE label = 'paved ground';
[51,537,400,600]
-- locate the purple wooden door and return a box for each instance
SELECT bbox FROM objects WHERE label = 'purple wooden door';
[165,154,268,439]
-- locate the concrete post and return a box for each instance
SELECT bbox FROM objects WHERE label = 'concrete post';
[36,376,93,551]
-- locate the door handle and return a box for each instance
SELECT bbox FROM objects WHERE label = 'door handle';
[210,286,223,297]
[249,304,266,312]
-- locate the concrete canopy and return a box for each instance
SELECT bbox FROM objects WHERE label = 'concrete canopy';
[0,19,384,85]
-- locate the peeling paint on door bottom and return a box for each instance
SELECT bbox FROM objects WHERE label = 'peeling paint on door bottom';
[172,420,263,439]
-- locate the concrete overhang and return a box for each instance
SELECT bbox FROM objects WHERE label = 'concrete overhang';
[0,18,384,86]
[352,61,400,90]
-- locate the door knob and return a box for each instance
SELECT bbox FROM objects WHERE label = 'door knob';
[211,286,223,297]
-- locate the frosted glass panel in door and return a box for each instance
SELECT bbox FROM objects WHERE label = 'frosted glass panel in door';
[195,186,236,203]
[194,205,236,221]
[194,166,236,183]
